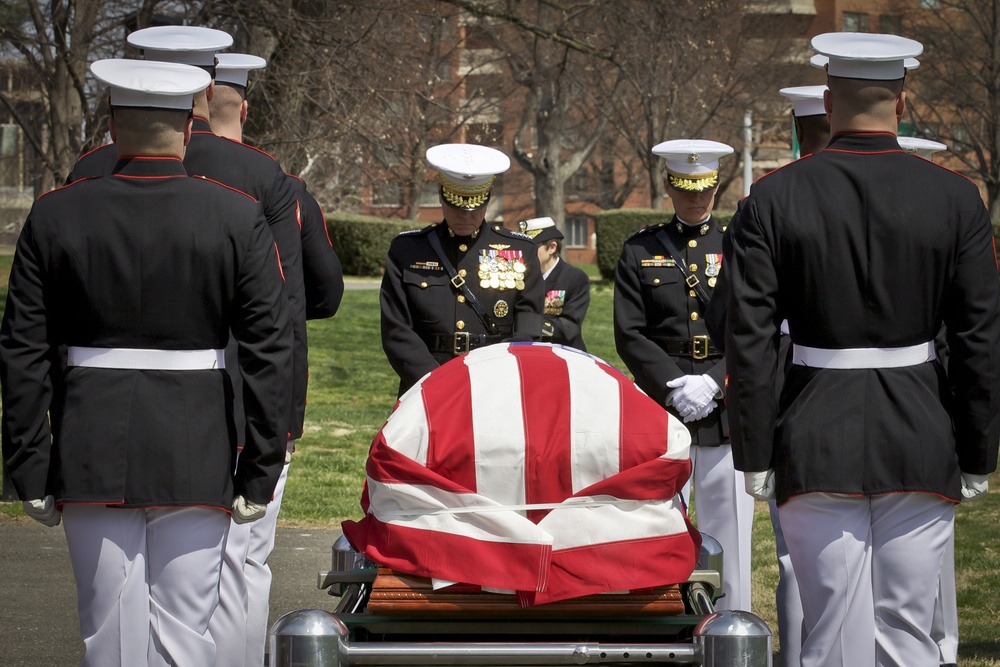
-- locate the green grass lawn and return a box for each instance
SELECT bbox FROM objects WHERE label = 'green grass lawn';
[1,263,999,663]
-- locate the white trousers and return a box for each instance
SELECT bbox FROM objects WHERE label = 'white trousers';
[210,451,291,667]
[931,528,958,664]
[62,504,229,667]
[779,492,953,667]
[682,444,754,611]
[769,499,803,667]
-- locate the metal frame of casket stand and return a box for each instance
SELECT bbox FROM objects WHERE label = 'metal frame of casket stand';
[268,533,772,667]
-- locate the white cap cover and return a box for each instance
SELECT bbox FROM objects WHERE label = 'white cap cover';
[518,216,563,242]
[427,144,511,210]
[127,26,233,67]
[90,59,211,110]
[811,32,923,81]
[779,85,828,117]
[811,53,920,72]
[897,136,948,158]
[215,53,267,87]
[652,139,734,192]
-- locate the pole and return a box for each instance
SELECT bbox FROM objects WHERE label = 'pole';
[743,110,753,197]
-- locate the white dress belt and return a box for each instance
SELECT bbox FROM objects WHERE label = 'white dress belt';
[792,341,936,369]
[66,347,226,370]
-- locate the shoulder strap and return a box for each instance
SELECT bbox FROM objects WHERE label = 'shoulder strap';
[426,231,499,334]
[654,228,713,307]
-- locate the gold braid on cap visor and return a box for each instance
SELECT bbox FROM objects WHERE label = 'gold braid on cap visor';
[439,173,495,210]
[664,166,720,192]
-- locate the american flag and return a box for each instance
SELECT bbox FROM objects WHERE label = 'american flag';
[342,343,699,606]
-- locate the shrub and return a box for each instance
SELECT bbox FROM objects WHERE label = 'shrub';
[326,214,425,277]
[594,209,737,281]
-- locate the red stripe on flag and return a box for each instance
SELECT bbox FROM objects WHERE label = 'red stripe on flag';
[342,516,551,593]
[422,358,478,492]
[364,431,470,493]
[518,521,702,606]
[511,345,574,522]
[595,359,669,469]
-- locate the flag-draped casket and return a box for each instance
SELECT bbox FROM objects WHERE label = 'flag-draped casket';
[342,343,700,606]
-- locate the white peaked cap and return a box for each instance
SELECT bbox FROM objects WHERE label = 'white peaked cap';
[215,53,267,87]
[652,139,733,192]
[127,26,233,67]
[811,53,920,72]
[779,85,829,117]
[90,59,211,110]
[427,144,511,210]
[811,32,923,80]
[897,136,948,158]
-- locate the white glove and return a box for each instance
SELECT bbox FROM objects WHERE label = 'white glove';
[666,375,720,420]
[744,470,776,501]
[23,496,60,527]
[960,472,989,501]
[682,400,718,423]
[232,495,268,525]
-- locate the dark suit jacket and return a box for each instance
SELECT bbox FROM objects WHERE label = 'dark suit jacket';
[726,132,1000,502]
[1,157,293,508]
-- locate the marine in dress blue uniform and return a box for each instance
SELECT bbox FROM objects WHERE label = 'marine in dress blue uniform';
[726,33,1000,667]
[205,51,346,667]
[520,217,590,351]
[0,59,292,667]
[613,140,753,612]
[380,144,543,397]
[706,83,830,667]
[897,135,960,667]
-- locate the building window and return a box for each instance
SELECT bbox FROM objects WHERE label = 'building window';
[565,217,588,249]
[879,14,903,34]
[842,12,870,32]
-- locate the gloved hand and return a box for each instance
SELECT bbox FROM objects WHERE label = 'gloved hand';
[682,400,718,423]
[744,470,776,501]
[23,496,60,527]
[960,472,989,501]
[232,495,268,525]
[666,375,720,421]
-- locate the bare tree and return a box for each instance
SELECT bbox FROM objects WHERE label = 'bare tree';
[894,0,1000,217]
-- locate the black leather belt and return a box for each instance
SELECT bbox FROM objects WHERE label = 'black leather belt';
[429,333,505,355]
[649,335,721,360]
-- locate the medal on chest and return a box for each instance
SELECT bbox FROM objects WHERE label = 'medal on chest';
[544,289,566,315]
[705,253,722,277]
[479,249,525,291]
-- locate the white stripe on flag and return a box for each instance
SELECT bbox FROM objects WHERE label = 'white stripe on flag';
[553,346,623,493]
[381,386,431,466]
[367,478,552,546]
[468,348,526,506]
[536,495,690,550]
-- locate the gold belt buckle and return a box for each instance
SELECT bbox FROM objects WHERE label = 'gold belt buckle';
[453,332,471,355]
[692,335,710,360]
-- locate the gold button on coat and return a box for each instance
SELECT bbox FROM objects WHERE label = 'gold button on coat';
[690,312,699,321]
[688,240,697,248]
[688,263,698,272]
[457,295,466,303]
[689,290,697,298]
[653,278,660,285]
[456,320,465,330]
[458,268,467,277]
[420,281,428,288]
[459,244,468,252]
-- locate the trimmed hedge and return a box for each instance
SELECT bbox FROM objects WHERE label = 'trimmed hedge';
[326,213,425,277]
[594,209,737,281]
